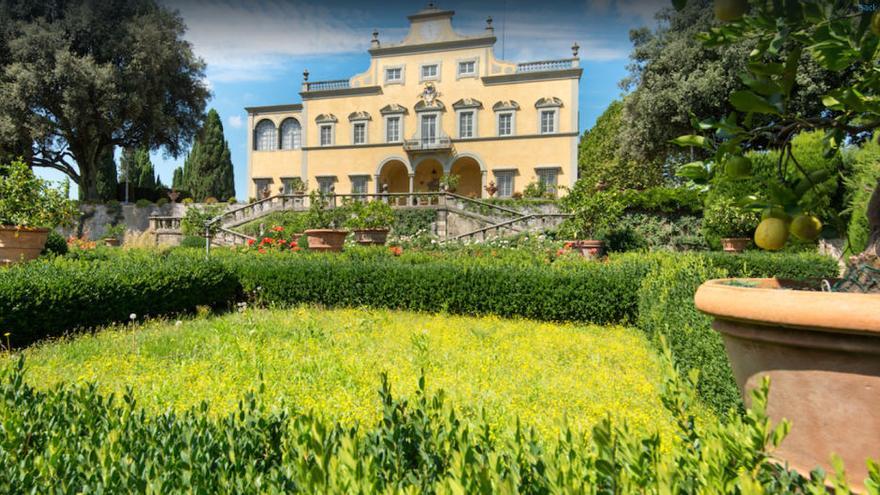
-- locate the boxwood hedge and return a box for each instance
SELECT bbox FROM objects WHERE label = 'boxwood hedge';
[0,250,240,346]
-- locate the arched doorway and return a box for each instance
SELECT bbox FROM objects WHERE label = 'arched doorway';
[449,156,483,198]
[414,158,443,192]
[378,160,409,193]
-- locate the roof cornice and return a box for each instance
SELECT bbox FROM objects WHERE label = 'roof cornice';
[300,86,383,101]
[481,68,583,85]
[407,9,455,22]
[369,36,495,57]
[245,103,303,114]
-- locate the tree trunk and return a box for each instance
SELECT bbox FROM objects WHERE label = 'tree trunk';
[865,179,880,258]
[70,142,101,202]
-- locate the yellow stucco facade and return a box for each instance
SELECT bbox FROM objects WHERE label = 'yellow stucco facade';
[246,6,582,199]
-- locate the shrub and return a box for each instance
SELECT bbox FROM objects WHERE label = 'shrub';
[204,196,218,204]
[304,190,349,230]
[0,349,862,493]
[40,231,68,256]
[225,252,652,325]
[844,140,880,254]
[226,197,238,205]
[181,205,224,236]
[702,195,760,246]
[156,197,170,207]
[634,251,839,414]
[179,235,206,248]
[392,209,436,237]
[0,160,78,228]
[0,251,240,346]
[182,197,194,205]
[134,198,153,208]
[346,200,394,230]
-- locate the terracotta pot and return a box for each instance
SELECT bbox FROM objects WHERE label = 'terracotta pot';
[721,237,751,253]
[103,238,121,247]
[353,228,389,246]
[304,229,348,252]
[695,278,880,492]
[0,226,50,266]
[568,240,605,259]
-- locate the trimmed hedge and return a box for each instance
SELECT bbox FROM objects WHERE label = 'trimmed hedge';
[634,251,838,415]
[224,253,652,325]
[0,251,240,346]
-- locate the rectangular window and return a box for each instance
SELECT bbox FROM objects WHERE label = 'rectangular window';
[320,125,332,146]
[540,110,556,134]
[254,179,272,196]
[317,177,335,194]
[459,111,474,139]
[458,60,476,76]
[421,64,438,80]
[351,176,368,194]
[496,172,514,198]
[536,169,559,194]
[385,67,402,82]
[386,117,400,142]
[421,114,437,145]
[498,113,512,136]
[353,123,366,145]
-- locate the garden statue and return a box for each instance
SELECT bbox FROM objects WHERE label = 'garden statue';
[168,189,180,203]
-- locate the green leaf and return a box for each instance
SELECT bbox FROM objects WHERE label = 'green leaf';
[676,161,709,183]
[821,95,843,110]
[670,135,709,148]
[729,90,781,115]
[809,40,859,71]
[793,169,832,197]
[747,62,784,76]
[740,74,783,97]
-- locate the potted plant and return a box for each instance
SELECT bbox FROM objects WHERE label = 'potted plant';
[675,2,880,488]
[439,173,460,193]
[303,190,349,251]
[347,200,394,245]
[701,196,758,253]
[558,189,625,259]
[0,160,77,265]
[102,223,126,246]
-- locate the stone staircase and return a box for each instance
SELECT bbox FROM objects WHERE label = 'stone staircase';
[152,192,569,247]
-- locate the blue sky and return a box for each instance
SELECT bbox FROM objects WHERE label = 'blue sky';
[40,0,668,198]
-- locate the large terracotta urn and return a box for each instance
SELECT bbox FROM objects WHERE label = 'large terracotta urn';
[304,229,348,252]
[352,228,389,246]
[695,278,880,492]
[568,240,605,259]
[721,237,751,253]
[0,226,50,266]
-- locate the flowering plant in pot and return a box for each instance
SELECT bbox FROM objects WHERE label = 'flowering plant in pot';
[346,200,394,245]
[439,173,460,193]
[674,1,880,487]
[303,190,349,252]
[0,160,78,265]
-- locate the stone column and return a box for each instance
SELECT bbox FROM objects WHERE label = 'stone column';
[481,170,488,199]
[409,174,415,205]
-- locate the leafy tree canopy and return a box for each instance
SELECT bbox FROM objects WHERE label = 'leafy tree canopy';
[0,0,209,200]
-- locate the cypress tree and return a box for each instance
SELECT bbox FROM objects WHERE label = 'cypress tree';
[172,166,184,190]
[133,148,156,190]
[184,109,235,201]
[93,146,118,201]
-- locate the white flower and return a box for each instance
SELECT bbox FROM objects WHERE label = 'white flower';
[175,320,183,326]
[129,313,137,321]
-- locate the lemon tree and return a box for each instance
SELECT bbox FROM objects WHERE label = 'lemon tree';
[672,0,880,256]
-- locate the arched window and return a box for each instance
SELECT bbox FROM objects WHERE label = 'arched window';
[255,120,277,151]
[280,118,302,150]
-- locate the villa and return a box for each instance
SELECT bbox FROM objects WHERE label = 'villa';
[245,3,582,200]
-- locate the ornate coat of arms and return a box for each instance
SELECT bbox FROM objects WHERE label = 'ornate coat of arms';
[420,82,439,104]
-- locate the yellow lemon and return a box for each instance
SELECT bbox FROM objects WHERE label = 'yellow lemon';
[789,214,822,241]
[715,0,748,22]
[754,218,789,250]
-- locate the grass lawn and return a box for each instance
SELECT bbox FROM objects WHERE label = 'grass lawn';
[9,306,672,440]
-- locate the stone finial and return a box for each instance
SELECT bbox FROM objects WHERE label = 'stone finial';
[302,69,309,81]
[485,16,494,34]
[371,29,380,48]
[572,42,580,58]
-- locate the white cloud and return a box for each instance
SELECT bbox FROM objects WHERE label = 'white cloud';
[165,0,383,82]
[585,0,667,26]
[228,115,243,128]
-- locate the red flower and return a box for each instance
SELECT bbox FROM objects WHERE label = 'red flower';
[389,246,403,256]
[564,242,574,249]
[292,246,301,252]
[247,239,255,246]
[276,239,286,245]
[272,225,284,232]
[557,249,565,256]
[261,237,272,244]
[258,248,266,254]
